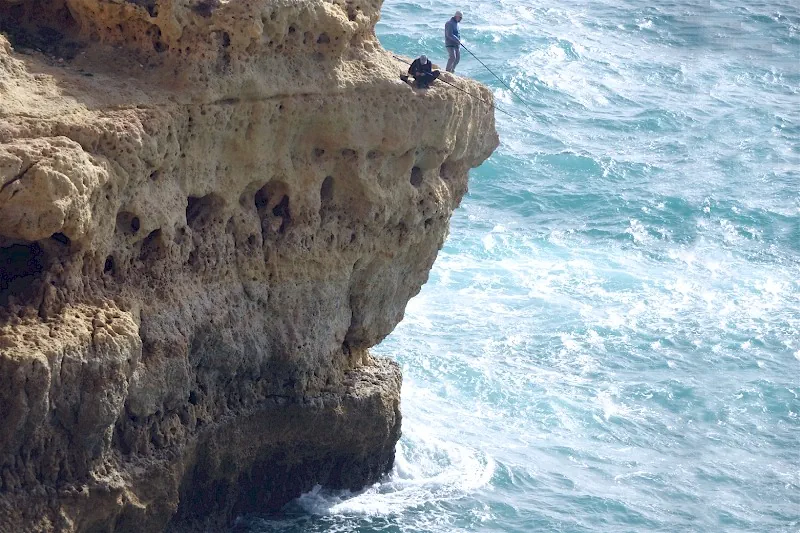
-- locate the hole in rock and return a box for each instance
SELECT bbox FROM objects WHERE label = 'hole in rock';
[254,187,270,212]
[186,194,224,230]
[116,212,141,235]
[320,176,334,203]
[221,32,230,48]
[139,229,166,261]
[192,0,219,17]
[255,182,292,236]
[272,196,291,234]
[126,0,159,17]
[410,166,423,187]
[317,33,330,44]
[104,255,115,274]
[272,197,289,218]
[187,250,199,268]
[51,233,70,247]
[440,161,456,180]
[0,241,48,307]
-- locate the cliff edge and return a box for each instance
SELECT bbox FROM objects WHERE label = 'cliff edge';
[0,0,498,530]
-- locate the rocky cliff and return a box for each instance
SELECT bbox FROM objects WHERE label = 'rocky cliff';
[0,0,498,530]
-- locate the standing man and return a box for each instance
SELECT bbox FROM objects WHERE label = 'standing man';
[445,11,463,73]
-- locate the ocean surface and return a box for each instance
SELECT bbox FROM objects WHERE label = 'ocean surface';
[238,1,800,531]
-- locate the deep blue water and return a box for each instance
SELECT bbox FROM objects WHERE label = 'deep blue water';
[239,1,800,531]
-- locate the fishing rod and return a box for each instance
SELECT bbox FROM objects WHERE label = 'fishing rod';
[436,77,515,118]
[391,54,515,118]
[457,40,535,112]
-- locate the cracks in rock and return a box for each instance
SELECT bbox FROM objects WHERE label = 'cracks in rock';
[0,161,35,196]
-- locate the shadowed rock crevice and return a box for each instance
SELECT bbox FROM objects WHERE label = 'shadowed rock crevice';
[0,0,82,59]
[187,193,224,230]
[0,241,47,307]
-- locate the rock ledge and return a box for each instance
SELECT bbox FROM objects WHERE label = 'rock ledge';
[0,0,498,530]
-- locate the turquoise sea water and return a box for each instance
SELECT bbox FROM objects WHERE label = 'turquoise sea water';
[240,1,800,531]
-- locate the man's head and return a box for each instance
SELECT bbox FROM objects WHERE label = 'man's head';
[454,11,463,22]
[420,55,428,64]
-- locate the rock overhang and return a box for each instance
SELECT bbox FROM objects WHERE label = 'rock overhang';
[0,0,498,530]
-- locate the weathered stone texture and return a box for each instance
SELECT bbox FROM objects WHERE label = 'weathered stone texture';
[0,0,498,530]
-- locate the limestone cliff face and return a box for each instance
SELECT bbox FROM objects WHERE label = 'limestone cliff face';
[0,0,498,530]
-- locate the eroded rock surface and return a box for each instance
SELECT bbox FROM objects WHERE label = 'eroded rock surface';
[0,0,498,530]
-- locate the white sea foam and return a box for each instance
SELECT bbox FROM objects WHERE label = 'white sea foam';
[293,423,497,517]
[626,218,650,243]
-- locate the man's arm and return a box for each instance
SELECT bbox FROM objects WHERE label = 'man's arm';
[445,20,454,42]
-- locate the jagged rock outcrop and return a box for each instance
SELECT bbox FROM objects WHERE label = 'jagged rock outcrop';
[0,0,498,530]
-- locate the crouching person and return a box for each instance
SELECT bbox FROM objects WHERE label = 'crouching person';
[408,55,440,88]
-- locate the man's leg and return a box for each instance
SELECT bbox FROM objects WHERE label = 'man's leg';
[446,46,457,72]
[453,47,460,72]
[417,72,438,88]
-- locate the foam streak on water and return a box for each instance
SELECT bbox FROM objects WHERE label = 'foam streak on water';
[239,1,800,531]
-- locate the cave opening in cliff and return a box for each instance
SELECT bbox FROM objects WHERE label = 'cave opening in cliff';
[0,241,48,307]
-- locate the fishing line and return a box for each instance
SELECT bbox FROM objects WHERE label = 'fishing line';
[392,54,516,118]
[458,41,536,113]
[437,77,515,118]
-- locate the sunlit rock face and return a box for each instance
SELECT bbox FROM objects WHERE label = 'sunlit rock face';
[0,0,498,530]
